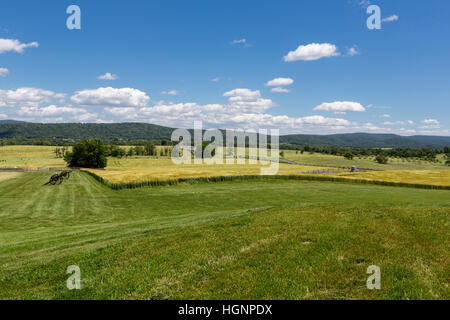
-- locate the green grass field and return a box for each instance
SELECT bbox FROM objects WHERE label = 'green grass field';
[0,171,449,299]
[0,146,67,169]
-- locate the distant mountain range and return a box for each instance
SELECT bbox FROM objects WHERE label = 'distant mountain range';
[1,121,449,149]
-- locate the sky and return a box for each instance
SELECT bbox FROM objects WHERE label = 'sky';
[0,0,449,135]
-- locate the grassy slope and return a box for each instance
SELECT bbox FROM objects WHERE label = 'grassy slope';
[0,172,449,299]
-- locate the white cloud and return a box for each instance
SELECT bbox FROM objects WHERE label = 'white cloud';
[265,77,294,87]
[271,87,291,93]
[283,43,339,62]
[359,1,371,8]
[18,105,85,117]
[134,87,354,133]
[97,72,118,80]
[0,113,7,119]
[313,101,366,114]
[223,88,275,113]
[380,114,391,118]
[0,87,66,108]
[73,113,99,122]
[70,87,150,108]
[421,119,439,125]
[211,77,221,82]
[0,67,9,77]
[223,88,261,101]
[161,90,179,95]
[383,121,406,126]
[367,104,392,109]
[419,119,440,129]
[0,38,39,54]
[105,107,138,119]
[347,47,359,56]
[382,15,399,23]
[231,38,246,45]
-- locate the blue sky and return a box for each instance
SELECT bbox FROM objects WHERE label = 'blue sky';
[0,0,449,135]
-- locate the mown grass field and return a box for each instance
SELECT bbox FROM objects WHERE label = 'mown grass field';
[0,146,68,169]
[0,171,449,300]
[0,145,449,300]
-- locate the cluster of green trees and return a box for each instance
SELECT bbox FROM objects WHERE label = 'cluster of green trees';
[287,144,449,160]
[64,139,108,168]
[54,147,69,158]
[107,144,171,158]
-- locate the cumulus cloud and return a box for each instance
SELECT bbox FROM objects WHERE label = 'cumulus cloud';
[18,105,85,117]
[73,112,99,122]
[419,119,440,129]
[313,101,366,114]
[211,77,221,82]
[359,1,371,8]
[383,121,407,126]
[105,107,138,120]
[271,87,291,93]
[0,38,39,54]
[421,119,439,125]
[223,88,275,113]
[382,15,399,23]
[265,77,294,87]
[97,72,118,80]
[367,104,392,109]
[0,87,66,108]
[161,90,179,95]
[347,47,360,56]
[231,38,246,45]
[131,87,356,133]
[0,67,9,77]
[380,114,390,118]
[283,43,339,62]
[223,88,261,101]
[70,87,150,108]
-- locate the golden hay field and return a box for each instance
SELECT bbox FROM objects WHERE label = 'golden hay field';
[328,170,450,187]
[88,157,326,183]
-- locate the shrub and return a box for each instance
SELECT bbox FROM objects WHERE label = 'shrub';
[344,152,354,160]
[375,154,388,164]
[64,139,108,168]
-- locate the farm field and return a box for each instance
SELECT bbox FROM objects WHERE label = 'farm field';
[0,172,21,182]
[0,145,67,169]
[329,170,450,187]
[282,150,450,171]
[91,157,325,183]
[0,171,449,299]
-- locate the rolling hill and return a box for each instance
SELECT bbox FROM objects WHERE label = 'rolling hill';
[0,122,449,148]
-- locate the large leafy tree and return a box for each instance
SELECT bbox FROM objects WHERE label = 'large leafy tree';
[64,139,108,168]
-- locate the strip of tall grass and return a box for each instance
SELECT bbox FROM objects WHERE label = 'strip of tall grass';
[82,170,450,191]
